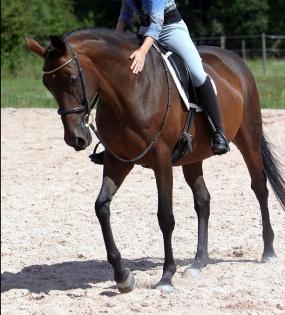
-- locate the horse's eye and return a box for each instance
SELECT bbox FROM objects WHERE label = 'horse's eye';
[70,74,77,86]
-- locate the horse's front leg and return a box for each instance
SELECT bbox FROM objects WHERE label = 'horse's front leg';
[95,154,134,293]
[153,152,176,292]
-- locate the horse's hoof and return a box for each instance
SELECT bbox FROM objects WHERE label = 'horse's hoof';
[116,268,135,293]
[155,282,176,293]
[261,253,278,263]
[182,267,203,279]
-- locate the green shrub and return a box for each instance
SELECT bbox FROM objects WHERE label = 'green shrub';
[1,0,79,72]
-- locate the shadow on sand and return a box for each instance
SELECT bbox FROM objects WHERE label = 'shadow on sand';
[1,256,258,294]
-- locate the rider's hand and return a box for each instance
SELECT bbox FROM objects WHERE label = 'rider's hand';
[129,49,146,74]
[129,36,154,75]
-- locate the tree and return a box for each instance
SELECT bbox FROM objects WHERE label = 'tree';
[267,0,285,34]
[209,0,268,35]
[177,0,269,36]
[1,0,78,71]
[73,0,121,28]
[176,0,212,36]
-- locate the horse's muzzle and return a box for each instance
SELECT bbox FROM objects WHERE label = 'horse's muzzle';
[74,136,88,151]
[65,125,92,151]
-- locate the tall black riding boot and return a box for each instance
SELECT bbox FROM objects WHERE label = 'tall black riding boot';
[196,76,230,155]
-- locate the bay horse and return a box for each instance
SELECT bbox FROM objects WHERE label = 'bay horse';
[26,28,285,293]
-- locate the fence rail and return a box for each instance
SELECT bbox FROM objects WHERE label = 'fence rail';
[193,33,285,74]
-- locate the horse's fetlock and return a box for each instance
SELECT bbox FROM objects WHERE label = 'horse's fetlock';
[167,263,176,275]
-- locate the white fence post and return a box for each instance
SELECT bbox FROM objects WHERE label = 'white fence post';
[242,39,246,60]
[262,33,267,74]
[220,35,226,49]
[192,34,284,62]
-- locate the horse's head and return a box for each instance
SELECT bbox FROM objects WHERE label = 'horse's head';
[26,36,96,151]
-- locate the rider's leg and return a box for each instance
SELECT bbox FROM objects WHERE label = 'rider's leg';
[159,20,229,154]
[195,76,229,154]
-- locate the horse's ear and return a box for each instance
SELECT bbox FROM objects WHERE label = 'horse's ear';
[25,37,46,58]
[49,35,67,55]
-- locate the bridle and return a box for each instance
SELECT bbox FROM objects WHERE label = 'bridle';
[43,43,98,126]
[42,41,172,163]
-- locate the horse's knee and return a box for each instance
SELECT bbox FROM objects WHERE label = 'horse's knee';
[194,190,210,217]
[95,197,110,220]
[95,176,118,219]
[157,213,175,233]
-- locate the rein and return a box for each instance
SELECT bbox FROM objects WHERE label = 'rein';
[43,42,172,164]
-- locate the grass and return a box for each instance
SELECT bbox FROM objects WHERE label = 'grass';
[1,78,56,108]
[1,55,285,109]
[246,59,285,109]
[1,55,56,108]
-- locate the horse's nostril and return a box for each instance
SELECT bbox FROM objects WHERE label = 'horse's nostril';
[75,137,86,149]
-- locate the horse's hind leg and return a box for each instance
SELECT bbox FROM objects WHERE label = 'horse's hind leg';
[234,128,277,262]
[95,154,135,293]
[182,162,210,270]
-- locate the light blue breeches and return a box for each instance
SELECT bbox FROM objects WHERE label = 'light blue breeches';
[141,20,207,87]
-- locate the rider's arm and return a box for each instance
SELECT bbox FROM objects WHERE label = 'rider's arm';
[129,1,165,74]
[144,0,166,41]
[127,0,166,74]
[139,36,155,55]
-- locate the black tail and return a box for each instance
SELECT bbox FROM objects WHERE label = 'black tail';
[261,134,285,210]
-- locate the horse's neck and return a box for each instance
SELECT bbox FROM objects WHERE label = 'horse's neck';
[87,44,130,96]
[88,45,144,111]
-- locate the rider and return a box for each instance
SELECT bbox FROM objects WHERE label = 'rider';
[92,0,229,164]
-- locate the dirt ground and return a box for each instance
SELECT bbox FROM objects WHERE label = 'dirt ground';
[1,108,285,315]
